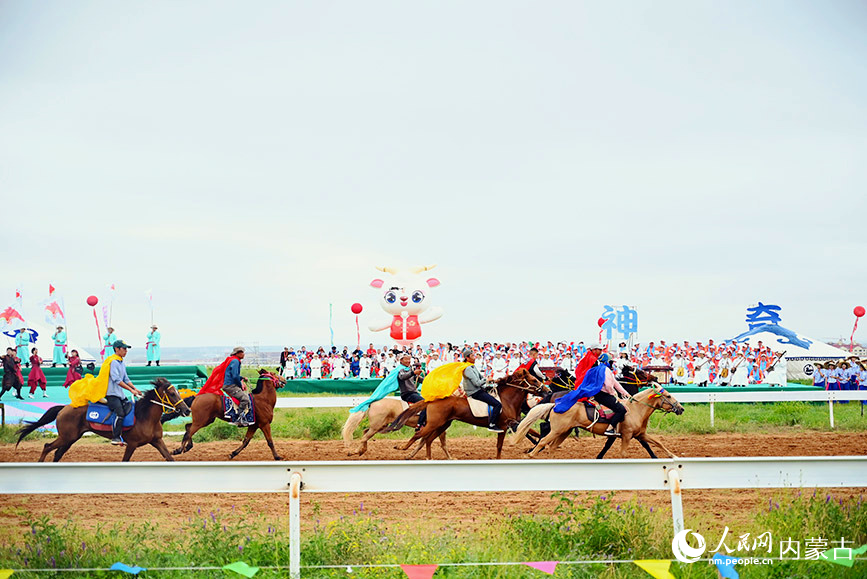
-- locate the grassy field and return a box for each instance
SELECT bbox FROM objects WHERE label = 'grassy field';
[0,490,864,577]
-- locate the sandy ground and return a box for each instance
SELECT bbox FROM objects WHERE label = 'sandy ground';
[1,432,865,538]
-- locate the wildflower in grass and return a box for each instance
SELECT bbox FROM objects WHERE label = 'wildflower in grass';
[239,545,244,553]
[81,542,86,551]
[50,556,56,568]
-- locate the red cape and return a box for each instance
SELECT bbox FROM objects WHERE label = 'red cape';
[573,350,599,388]
[198,355,236,396]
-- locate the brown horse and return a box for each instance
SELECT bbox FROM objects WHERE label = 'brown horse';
[173,369,286,460]
[341,398,448,457]
[386,368,546,459]
[618,366,659,395]
[511,385,684,459]
[16,378,190,462]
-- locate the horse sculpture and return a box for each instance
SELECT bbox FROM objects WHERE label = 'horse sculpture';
[16,378,190,462]
[386,368,546,459]
[512,385,683,459]
[173,369,286,460]
[341,398,448,457]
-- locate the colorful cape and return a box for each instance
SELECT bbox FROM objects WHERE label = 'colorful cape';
[349,364,406,413]
[573,350,599,387]
[553,365,607,413]
[68,354,122,407]
[421,362,472,401]
[198,356,236,396]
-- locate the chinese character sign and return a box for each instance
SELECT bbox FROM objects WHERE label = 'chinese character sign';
[601,305,638,340]
[745,302,782,330]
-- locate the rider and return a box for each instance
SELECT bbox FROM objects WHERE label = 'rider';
[592,353,631,437]
[397,353,426,427]
[105,340,143,446]
[223,346,253,426]
[518,347,547,384]
[461,348,503,432]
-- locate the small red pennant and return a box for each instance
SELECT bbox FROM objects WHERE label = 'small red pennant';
[524,561,558,574]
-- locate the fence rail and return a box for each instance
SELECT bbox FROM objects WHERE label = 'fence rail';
[1,457,865,577]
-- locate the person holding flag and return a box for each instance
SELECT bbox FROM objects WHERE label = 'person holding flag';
[52,326,67,367]
[102,327,118,359]
[146,325,161,366]
[15,329,30,367]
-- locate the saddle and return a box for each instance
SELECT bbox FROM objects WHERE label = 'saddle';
[583,400,614,425]
[467,388,501,418]
[222,394,255,426]
[86,402,135,432]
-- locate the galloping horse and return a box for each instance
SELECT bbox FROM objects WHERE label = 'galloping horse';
[173,369,286,460]
[618,366,659,395]
[512,385,683,459]
[341,398,448,457]
[16,378,190,462]
[386,368,546,459]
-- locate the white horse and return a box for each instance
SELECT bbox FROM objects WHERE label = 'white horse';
[341,398,449,458]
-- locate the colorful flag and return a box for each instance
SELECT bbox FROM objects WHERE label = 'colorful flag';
[0,303,26,331]
[634,560,675,579]
[40,285,66,326]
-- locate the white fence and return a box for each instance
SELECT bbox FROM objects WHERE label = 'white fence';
[275,390,867,428]
[2,457,866,578]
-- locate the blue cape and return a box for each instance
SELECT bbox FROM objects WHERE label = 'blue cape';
[553,365,607,414]
[350,364,408,413]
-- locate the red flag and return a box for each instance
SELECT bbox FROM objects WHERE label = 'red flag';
[49,284,56,295]
[400,565,438,579]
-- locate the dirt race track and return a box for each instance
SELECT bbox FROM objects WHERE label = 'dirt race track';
[2,432,866,535]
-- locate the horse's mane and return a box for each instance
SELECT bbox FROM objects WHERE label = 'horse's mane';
[252,370,282,395]
[134,387,161,420]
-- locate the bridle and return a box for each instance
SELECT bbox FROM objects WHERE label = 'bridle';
[504,377,548,396]
[151,385,186,414]
[628,389,678,414]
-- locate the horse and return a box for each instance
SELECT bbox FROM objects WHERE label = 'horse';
[618,366,659,395]
[511,385,683,459]
[16,378,190,462]
[386,368,546,460]
[173,369,286,460]
[341,397,449,457]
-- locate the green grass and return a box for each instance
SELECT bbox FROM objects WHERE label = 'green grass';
[1,492,865,577]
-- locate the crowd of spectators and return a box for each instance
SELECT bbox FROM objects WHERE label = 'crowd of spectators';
[277,338,802,386]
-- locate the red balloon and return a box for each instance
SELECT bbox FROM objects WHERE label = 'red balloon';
[351,303,363,315]
[597,317,606,327]
[86,295,98,307]
[855,306,866,318]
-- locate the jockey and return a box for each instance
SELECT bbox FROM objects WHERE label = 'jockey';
[592,353,631,437]
[223,346,253,426]
[518,347,547,383]
[396,353,426,427]
[461,348,503,432]
[105,340,143,445]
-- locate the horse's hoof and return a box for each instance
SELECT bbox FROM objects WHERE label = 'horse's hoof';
[274,456,284,461]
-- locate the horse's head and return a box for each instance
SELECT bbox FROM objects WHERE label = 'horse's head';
[152,378,191,417]
[646,385,684,415]
[551,368,574,389]
[502,368,549,396]
[258,368,286,390]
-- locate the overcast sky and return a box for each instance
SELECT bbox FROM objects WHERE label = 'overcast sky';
[1,1,865,351]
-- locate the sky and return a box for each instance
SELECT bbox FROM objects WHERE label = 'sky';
[1,1,866,352]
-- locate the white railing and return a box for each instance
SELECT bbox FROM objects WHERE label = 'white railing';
[2,457,865,578]
[274,391,867,428]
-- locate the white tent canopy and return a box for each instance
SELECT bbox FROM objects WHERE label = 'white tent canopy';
[733,327,847,381]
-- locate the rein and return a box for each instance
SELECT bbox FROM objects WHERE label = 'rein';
[627,393,677,414]
[151,388,184,414]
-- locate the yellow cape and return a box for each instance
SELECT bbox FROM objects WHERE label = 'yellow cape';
[68,355,123,407]
[421,362,472,401]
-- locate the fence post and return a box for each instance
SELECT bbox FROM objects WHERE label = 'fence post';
[667,466,685,537]
[709,397,715,428]
[289,472,303,579]
[829,398,835,429]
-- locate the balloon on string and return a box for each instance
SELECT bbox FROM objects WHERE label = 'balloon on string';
[854,306,865,318]
[351,303,363,315]
[86,295,99,307]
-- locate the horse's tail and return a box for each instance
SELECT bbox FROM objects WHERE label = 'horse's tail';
[16,405,64,447]
[341,410,367,450]
[510,403,554,445]
[385,401,429,432]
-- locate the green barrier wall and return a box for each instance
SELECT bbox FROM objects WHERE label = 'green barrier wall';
[0,365,209,391]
